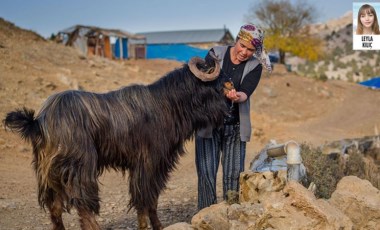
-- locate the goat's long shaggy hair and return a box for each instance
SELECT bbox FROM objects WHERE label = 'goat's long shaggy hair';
[4,63,227,217]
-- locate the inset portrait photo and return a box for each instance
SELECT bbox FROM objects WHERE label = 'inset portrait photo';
[353,2,380,50]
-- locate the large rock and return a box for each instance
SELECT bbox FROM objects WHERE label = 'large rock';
[329,176,380,229]
[262,181,353,230]
[163,222,194,230]
[191,202,229,230]
[191,202,264,230]
[192,172,353,230]
[239,170,287,203]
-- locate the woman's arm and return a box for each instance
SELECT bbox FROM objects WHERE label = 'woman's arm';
[225,64,262,103]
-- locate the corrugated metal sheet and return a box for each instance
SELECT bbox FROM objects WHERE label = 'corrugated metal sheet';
[146,44,208,62]
[59,25,145,40]
[137,28,233,44]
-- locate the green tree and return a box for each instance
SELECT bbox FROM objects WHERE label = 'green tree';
[49,33,56,41]
[245,0,324,64]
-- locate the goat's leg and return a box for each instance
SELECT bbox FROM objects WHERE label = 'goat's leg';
[137,208,149,230]
[47,192,65,230]
[77,207,101,230]
[130,166,164,230]
[136,197,162,230]
[66,145,101,230]
[74,185,101,230]
[149,198,163,230]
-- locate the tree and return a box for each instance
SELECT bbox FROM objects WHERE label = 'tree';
[49,33,56,41]
[245,0,324,64]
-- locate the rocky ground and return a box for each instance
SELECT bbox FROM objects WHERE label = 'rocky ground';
[1,18,380,229]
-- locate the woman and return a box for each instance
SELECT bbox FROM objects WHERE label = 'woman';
[356,4,380,35]
[195,23,272,210]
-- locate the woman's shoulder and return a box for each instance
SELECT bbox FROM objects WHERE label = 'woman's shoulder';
[210,46,230,59]
[211,45,230,52]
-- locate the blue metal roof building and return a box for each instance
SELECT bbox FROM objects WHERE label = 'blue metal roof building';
[135,28,235,62]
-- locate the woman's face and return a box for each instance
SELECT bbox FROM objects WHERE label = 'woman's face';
[360,10,375,29]
[234,39,256,62]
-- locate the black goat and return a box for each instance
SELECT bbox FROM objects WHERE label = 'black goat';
[3,56,227,230]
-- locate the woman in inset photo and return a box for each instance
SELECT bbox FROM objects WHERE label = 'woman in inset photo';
[356,4,380,35]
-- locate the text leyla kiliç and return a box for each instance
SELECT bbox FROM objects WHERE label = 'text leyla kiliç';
[362,36,373,48]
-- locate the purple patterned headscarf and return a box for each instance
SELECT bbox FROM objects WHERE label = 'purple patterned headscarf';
[237,23,272,73]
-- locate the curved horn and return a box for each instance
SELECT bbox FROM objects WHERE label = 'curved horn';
[188,56,220,82]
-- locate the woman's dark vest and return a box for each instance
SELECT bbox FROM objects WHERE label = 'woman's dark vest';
[197,46,260,142]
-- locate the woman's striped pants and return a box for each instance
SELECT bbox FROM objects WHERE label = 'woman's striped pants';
[195,124,246,210]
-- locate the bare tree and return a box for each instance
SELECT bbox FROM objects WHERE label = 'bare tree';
[245,0,323,64]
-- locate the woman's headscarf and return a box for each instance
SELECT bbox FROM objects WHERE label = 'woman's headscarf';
[237,23,272,73]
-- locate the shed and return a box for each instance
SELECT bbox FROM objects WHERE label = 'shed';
[56,25,146,60]
[135,28,235,62]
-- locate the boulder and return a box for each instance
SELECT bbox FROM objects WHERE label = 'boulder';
[262,181,353,230]
[192,172,353,229]
[163,222,194,230]
[329,176,380,229]
[191,202,230,230]
[239,170,287,203]
[191,201,264,230]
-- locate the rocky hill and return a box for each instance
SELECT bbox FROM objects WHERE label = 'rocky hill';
[1,17,380,229]
[289,11,380,82]
[310,11,354,37]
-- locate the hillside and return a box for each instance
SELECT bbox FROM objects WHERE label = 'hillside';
[1,17,380,229]
[289,11,380,82]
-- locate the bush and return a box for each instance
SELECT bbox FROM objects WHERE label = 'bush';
[318,73,328,82]
[299,143,380,199]
[344,149,366,178]
[332,47,343,56]
[300,144,344,199]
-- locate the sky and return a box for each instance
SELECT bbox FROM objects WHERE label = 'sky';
[1,0,379,38]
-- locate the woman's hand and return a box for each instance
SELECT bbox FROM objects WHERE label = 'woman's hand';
[226,89,247,103]
[226,89,239,102]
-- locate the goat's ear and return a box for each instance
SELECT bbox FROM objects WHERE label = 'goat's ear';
[204,50,220,68]
[188,57,220,82]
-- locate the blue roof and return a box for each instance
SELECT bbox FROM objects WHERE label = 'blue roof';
[359,77,380,89]
[136,28,234,45]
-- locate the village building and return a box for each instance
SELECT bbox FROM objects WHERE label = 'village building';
[56,25,146,60]
[56,25,236,62]
[135,28,235,62]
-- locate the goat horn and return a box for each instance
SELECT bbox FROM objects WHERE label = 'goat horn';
[188,57,220,82]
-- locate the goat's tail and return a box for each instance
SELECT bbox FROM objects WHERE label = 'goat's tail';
[3,107,41,144]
